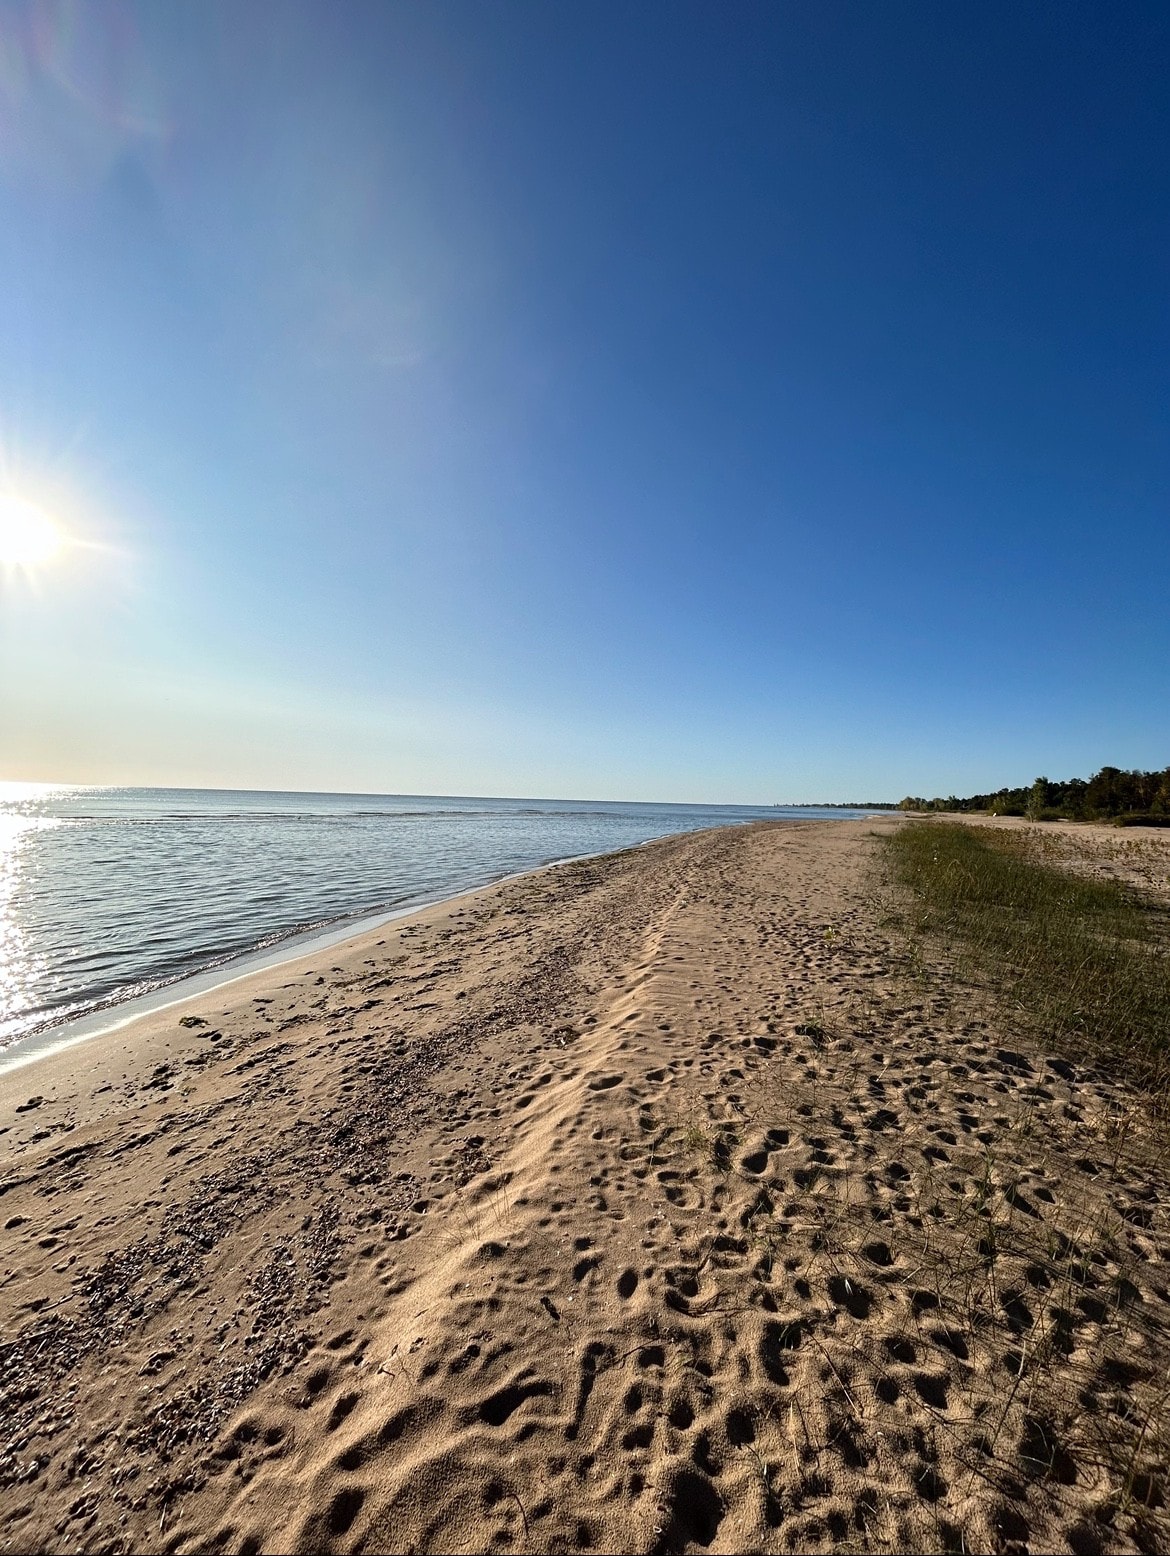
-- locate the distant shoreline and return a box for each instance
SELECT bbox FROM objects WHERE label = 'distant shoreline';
[1,810,885,1075]
[1,793,878,1064]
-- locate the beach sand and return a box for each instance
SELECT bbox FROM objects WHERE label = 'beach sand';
[2,817,1168,1554]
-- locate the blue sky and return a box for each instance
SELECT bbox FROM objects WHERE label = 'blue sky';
[0,1,1166,802]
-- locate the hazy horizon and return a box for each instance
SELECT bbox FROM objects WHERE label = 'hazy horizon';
[0,777,890,810]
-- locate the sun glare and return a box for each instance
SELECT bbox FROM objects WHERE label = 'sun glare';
[0,495,64,567]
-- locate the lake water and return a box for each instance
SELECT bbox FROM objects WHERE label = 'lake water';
[0,784,873,1053]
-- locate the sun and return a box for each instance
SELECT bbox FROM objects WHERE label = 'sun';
[0,494,64,567]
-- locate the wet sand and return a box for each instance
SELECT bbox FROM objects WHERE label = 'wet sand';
[2,817,1168,1554]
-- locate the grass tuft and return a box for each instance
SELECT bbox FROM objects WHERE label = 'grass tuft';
[886,821,1170,1099]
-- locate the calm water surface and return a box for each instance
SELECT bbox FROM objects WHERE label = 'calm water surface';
[0,785,871,1050]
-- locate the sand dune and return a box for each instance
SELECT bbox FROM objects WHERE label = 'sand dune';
[2,818,1168,1553]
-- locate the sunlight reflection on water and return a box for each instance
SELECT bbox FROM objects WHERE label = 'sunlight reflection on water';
[0,810,60,1041]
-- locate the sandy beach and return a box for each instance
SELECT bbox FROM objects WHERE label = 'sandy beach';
[2,817,1169,1554]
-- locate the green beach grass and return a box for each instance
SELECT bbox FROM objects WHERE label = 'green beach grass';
[886,820,1170,1102]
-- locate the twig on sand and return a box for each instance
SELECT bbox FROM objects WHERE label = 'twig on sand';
[811,1332,860,1417]
[510,1490,529,1541]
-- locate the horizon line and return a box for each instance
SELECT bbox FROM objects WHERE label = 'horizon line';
[0,778,894,810]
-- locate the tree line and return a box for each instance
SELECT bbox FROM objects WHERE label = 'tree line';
[898,765,1170,825]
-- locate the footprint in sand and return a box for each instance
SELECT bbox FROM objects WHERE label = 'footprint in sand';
[587,1073,624,1092]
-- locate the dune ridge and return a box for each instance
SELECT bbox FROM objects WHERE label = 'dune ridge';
[2,818,1169,1553]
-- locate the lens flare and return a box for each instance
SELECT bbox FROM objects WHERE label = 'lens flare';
[0,495,64,567]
